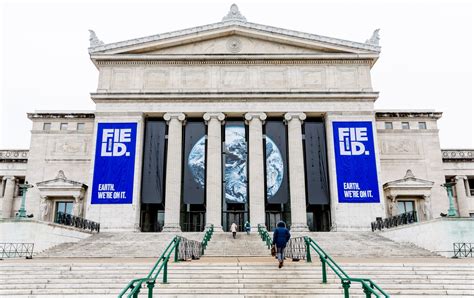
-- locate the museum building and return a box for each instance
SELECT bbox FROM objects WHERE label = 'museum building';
[1,5,473,232]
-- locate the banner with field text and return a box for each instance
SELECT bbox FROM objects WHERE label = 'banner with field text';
[332,121,380,203]
[91,122,137,204]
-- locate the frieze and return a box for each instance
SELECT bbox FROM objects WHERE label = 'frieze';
[0,150,29,162]
[380,139,422,160]
[441,149,474,161]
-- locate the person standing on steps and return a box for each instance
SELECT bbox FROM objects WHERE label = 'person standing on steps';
[244,221,251,235]
[230,222,238,239]
[272,221,291,268]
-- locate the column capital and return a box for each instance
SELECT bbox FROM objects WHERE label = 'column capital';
[163,112,186,122]
[244,112,267,122]
[2,176,15,181]
[284,112,306,122]
[455,175,468,181]
[203,112,225,122]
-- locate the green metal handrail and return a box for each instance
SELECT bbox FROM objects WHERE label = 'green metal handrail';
[118,236,181,298]
[257,224,272,248]
[304,237,390,298]
[118,225,215,298]
[201,224,214,254]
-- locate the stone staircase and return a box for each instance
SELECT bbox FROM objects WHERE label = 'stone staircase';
[202,232,270,256]
[299,232,438,258]
[2,230,471,297]
[39,232,203,258]
[0,257,473,297]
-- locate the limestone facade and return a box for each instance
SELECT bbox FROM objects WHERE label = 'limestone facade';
[1,5,473,230]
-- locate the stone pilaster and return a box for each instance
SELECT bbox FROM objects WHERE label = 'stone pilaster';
[284,112,309,231]
[162,112,186,232]
[455,175,469,217]
[2,176,16,219]
[0,179,5,198]
[245,112,267,229]
[203,112,225,231]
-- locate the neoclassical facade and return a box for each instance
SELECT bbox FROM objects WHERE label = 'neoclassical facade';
[1,5,473,231]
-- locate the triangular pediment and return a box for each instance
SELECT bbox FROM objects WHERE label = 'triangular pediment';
[139,34,335,55]
[383,170,434,190]
[89,21,380,57]
[36,170,86,190]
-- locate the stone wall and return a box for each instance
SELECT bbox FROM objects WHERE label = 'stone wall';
[380,217,474,257]
[24,113,94,220]
[0,219,91,254]
[376,111,447,219]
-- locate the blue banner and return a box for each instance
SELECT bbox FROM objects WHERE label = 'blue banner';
[332,121,380,203]
[91,123,137,204]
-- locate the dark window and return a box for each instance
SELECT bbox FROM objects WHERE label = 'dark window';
[43,123,51,131]
[55,201,74,221]
[397,200,415,214]
[418,122,427,129]
[401,122,410,129]
[384,122,393,129]
[60,123,68,131]
[77,123,85,130]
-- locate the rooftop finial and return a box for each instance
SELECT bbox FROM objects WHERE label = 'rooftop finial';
[222,4,247,22]
[365,28,380,46]
[89,29,104,47]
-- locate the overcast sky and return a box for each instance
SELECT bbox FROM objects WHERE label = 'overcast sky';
[1,0,473,149]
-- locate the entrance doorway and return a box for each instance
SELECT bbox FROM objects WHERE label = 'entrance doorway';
[181,211,205,232]
[140,204,165,232]
[266,212,283,231]
[306,205,331,231]
[223,211,247,232]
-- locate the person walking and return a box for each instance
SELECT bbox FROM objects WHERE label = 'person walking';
[244,221,251,235]
[230,222,238,239]
[272,221,291,268]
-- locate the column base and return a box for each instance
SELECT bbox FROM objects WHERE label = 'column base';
[290,223,309,232]
[162,224,182,233]
[206,223,223,232]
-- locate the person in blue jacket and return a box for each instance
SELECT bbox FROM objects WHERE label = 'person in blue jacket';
[272,221,291,268]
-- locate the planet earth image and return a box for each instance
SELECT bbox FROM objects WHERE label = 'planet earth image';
[265,138,284,199]
[224,125,248,203]
[188,136,206,188]
[187,125,284,202]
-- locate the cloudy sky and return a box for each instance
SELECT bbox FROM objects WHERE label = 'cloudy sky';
[1,0,472,149]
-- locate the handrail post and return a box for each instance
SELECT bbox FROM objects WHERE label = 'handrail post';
[174,237,180,263]
[362,283,372,298]
[320,256,327,284]
[162,259,168,284]
[342,280,351,298]
[147,280,155,298]
[305,237,312,263]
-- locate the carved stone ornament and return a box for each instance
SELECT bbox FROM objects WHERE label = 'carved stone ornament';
[222,4,247,22]
[365,29,380,46]
[56,170,67,180]
[89,29,104,47]
[226,38,242,53]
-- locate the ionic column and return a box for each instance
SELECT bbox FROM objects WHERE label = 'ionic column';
[203,112,225,231]
[245,112,267,229]
[162,113,186,232]
[284,112,309,231]
[1,176,16,219]
[455,175,469,217]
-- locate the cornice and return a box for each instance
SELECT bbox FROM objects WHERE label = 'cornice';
[94,57,373,66]
[89,21,381,55]
[91,91,379,102]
